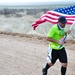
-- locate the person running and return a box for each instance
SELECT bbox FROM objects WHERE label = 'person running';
[42,16,71,75]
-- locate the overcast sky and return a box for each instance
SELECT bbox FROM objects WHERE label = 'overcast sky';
[0,0,61,3]
[0,0,74,3]
[0,0,75,5]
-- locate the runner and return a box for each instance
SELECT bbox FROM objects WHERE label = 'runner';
[42,16,71,75]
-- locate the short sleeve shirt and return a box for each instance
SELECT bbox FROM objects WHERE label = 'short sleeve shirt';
[47,24,65,50]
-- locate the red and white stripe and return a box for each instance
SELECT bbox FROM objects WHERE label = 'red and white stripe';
[32,11,75,30]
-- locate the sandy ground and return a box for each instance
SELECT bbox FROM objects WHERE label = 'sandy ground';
[0,33,75,75]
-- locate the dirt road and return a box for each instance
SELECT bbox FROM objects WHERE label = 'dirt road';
[0,34,75,75]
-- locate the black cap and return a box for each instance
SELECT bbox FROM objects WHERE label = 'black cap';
[58,16,67,24]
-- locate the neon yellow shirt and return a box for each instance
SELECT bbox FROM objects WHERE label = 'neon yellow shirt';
[47,24,65,50]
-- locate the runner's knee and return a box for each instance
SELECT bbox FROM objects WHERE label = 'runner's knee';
[62,63,67,67]
[48,63,54,66]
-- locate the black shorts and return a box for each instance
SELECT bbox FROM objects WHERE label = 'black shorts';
[47,47,67,64]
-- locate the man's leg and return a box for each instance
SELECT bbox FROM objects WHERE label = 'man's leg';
[42,48,58,75]
[61,63,67,75]
[42,63,54,75]
[59,47,68,75]
[42,47,58,75]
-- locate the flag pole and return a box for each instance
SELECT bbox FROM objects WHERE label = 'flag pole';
[70,20,75,30]
[60,20,75,48]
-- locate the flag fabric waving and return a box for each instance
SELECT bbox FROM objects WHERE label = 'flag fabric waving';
[32,5,75,30]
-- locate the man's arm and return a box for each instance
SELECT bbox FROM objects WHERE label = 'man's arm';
[46,37,64,45]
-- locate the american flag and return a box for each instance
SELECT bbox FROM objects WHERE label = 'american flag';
[32,5,75,30]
